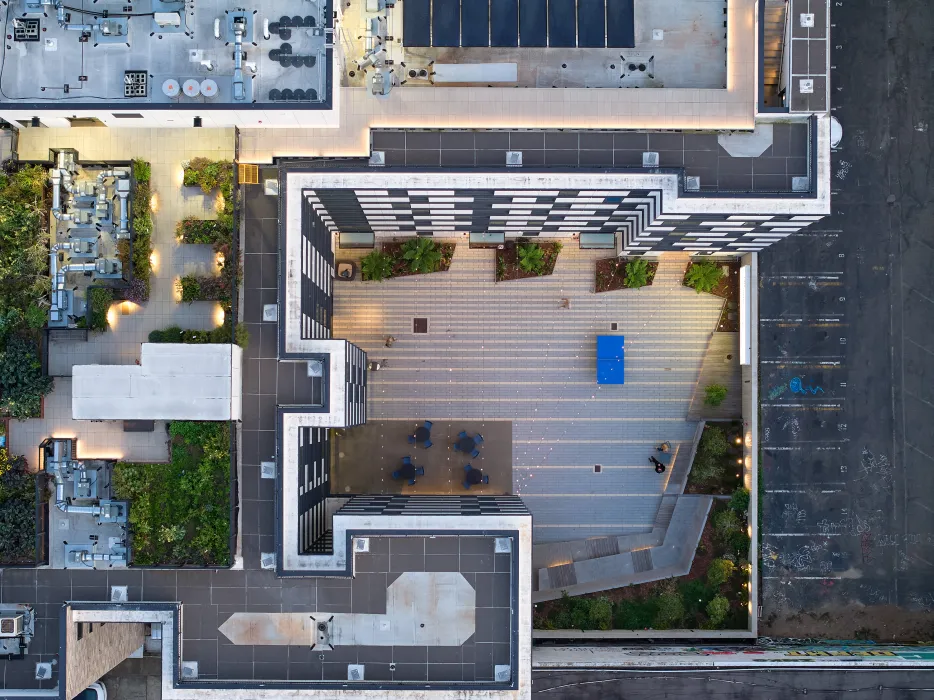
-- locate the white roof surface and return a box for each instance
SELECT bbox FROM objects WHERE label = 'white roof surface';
[72,343,242,421]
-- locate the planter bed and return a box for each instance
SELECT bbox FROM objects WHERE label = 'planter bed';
[595,257,658,293]
[495,240,562,282]
[683,260,741,331]
[685,420,745,495]
[381,240,455,278]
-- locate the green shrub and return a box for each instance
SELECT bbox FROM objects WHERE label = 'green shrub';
[685,261,725,293]
[176,218,232,244]
[730,531,751,558]
[86,287,114,332]
[706,558,735,588]
[148,322,249,349]
[624,258,650,288]
[704,383,728,406]
[589,597,613,631]
[729,487,750,514]
[653,589,685,629]
[699,425,729,457]
[679,578,714,620]
[689,452,725,486]
[517,242,545,275]
[0,335,53,419]
[401,238,442,274]
[132,159,151,184]
[361,250,394,282]
[705,595,730,628]
[613,598,657,629]
[183,158,233,195]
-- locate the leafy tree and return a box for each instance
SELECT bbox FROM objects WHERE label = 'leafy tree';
[614,598,657,629]
[685,261,726,293]
[729,487,750,514]
[401,238,442,274]
[730,531,751,558]
[704,383,728,406]
[361,250,394,282]
[0,335,53,418]
[589,596,613,630]
[713,507,742,544]
[705,595,730,628]
[517,242,545,275]
[706,558,735,588]
[0,449,37,563]
[624,258,650,288]
[653,589,685,629]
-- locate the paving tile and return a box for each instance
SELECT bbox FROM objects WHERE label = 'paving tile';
[508,131,545,150]
[405,132,442,149]
[372,131,406,150]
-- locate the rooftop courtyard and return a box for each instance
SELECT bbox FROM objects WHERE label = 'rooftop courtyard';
[331,244,723,543]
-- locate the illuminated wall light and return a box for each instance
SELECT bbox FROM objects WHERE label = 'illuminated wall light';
[106,305,118,330]
[150,250,159,273]
[214,304,226,327]
[173,278,183,302]
[149,192,159,213]
[215,191,226,213]
[176,168,185,186]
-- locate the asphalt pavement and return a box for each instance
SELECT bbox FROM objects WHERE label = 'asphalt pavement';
[758,0,934,639]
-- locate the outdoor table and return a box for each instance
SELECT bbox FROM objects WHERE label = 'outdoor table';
[466,468,484,485]
[397,463,417,480]
[413,426,430,442]
[457,436,476,453]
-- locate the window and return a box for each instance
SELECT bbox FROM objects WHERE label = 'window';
[111,113,144,119]
[66,117,106,126]
[338,232,376,249]
[579,233,617,249]
[469,232,505,248]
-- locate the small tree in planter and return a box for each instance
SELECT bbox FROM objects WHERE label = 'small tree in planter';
[401,238,442,274]
[685,261,725,293]
[517,242,545,275]
[624,258,650,288]
[361,250,393,282]
[704,383,728,406]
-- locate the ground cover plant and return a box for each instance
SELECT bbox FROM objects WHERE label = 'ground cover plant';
[112,421,231,566]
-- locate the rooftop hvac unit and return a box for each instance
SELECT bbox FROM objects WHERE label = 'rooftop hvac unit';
[642,151,659,167]
[124,71,148,97]
[506,151,522,167]
[154,12,181,27]
[354,537,369,553]
[0,615,24,638]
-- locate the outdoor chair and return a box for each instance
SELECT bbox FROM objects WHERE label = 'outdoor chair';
[482,475,489,484]
[423,439,433,448]
[408,435,416,444]
[402,456,412,466]
[464,464,473,473]
[424,420,433,430]
[458,431,468,439]
[474,433,484,445]
[408,478,416,486]
[415,467,425,476]
[452,442,460,451]
[392,470,401,479]
[463,481,472,490]
[471,449,480,459]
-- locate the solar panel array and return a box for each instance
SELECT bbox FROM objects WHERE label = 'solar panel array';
[403,0,634,48]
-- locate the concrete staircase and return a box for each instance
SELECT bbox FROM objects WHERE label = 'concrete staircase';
[762,0,788,107]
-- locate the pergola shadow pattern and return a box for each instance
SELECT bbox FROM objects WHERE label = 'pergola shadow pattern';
[332,244,722,543]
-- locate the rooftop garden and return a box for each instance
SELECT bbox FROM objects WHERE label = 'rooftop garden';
[683,259,741,332]
[0,165,54,418]
[178,159,237,310]
[112,421,231,566]
[0,448,42,565]
[148,322,249,348]
[496,240,561,282]
[361,238,455,281]
[533,492,751,632]
[114,160,153,305]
